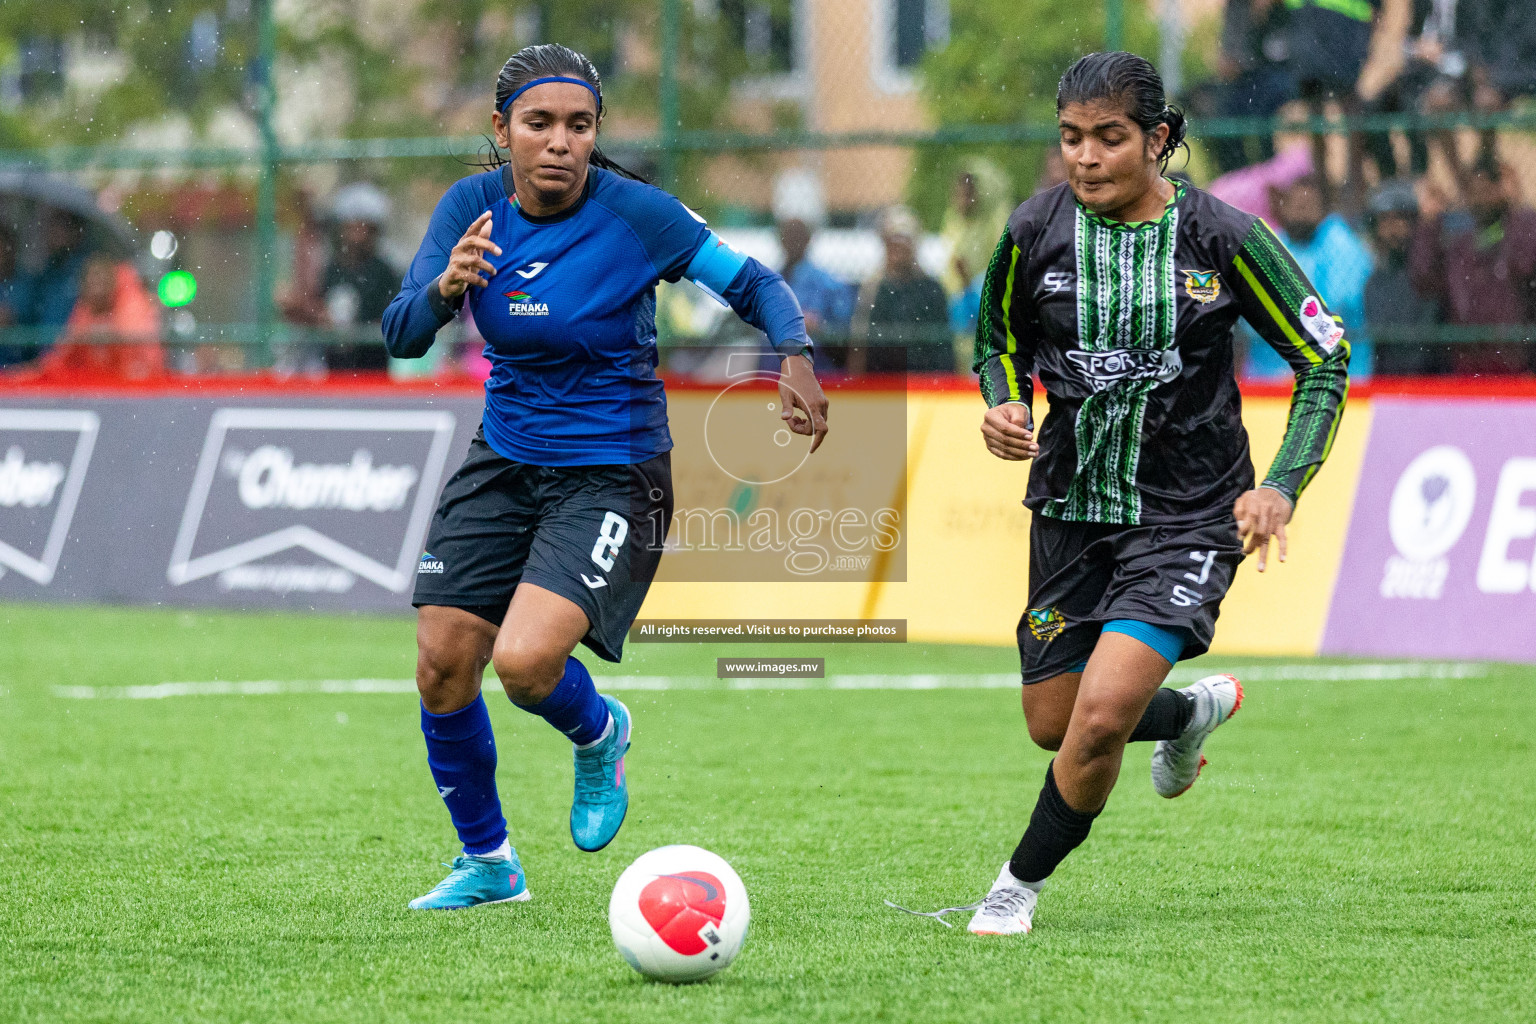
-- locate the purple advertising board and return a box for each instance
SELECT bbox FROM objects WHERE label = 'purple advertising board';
[1323,398,1536,663]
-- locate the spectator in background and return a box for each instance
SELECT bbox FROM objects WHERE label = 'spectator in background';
[1470,0,1536,110]
[1208,142,1313,224]
[1285,0,1383,212]
[1364,181,1445,374]
[1364,0,1478,182]
[852,206,950,374]
[0,225,33,367]
[274,188,331,376]
[1211,0,1297,175]
[321,182,399,373]
[1410,156,1536,374]
[940,159,1013,368]
[1244,176,1374,378]
[940,159,1012,295]
[777,216,854,368]
[1034,149,1068,195]
[37,256,161,380]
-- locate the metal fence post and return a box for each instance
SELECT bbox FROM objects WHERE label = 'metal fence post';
[253,0,280,361]
[1105,0,1125,51]
[659,0,681,193]
[1159,0,1184,97]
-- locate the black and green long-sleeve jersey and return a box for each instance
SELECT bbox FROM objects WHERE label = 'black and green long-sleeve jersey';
[975,181,1349,525]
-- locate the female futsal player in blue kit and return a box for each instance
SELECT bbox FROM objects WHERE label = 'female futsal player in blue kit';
[383,44,829,910]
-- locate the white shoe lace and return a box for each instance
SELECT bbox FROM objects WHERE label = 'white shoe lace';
[884,884,1031,928]
[883,897,981,928]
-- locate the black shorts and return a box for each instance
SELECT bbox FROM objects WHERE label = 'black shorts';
[1017,513,1244,685]
[412,432,673,662]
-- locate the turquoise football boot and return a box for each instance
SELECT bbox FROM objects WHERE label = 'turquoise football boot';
[408,850,530,910]
[570,696,631,852]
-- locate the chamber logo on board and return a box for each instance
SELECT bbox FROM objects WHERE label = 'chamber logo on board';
[167,409,456,595]
[0,410,99,586]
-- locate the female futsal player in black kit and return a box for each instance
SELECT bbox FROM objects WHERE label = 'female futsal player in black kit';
[902,52,1348,935]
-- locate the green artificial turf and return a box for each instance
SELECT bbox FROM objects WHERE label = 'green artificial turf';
[2,602,1533,1023]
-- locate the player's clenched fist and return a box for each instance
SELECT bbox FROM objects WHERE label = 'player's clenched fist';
[981,402,1040,461]
[438,211,502,300]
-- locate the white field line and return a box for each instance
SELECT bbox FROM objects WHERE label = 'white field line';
[47,662,1489,700]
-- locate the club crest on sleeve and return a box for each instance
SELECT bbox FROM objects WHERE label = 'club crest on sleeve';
[1026,606,1066,642]
[1182,269,1221,304]
[1298,295,1344,351]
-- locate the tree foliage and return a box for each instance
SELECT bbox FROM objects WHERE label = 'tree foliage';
[0,1,442,151]
[909,0,1158,225]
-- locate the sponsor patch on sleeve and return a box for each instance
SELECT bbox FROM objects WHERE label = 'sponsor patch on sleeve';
[1299,295,1344,352]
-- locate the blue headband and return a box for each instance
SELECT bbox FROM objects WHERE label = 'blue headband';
[499,76,602,115]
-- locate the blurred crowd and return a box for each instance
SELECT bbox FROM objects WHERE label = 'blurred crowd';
[1194,0,1536,376]
[0,212,162,379]
[0,181,418,383]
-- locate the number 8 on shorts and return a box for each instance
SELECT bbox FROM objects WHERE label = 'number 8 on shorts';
[591,511,629,572]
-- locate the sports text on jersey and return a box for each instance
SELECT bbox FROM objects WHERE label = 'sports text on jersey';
[504,289,550,316]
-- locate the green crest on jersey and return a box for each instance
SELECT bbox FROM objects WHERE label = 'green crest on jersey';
[1040,202,1181,525]
[1026,606,1067,642]
[1182,269,1221,304]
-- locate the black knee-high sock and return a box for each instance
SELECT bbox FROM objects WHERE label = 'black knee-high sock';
[1009,760,1100,885]
[1126,687,1194,743]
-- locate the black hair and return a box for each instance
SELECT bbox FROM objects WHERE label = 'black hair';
[1056,51,1189,172]
[475,43,647,183]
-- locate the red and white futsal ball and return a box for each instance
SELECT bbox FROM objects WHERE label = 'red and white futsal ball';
[608,845,750,983]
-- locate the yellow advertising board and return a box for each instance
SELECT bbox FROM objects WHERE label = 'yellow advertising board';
[639,388,1372,656]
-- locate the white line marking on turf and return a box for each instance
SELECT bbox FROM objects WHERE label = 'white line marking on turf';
[48,662,1489,699]
[52,679,419,699]
[1201,663,1488,682]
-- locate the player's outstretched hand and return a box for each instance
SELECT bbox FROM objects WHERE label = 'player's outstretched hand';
[438,211,502,300]
[779,354,829,453]
[1234,487,1294,572]
[981,402,1039,461]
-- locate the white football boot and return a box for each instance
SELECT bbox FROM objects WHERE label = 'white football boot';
[1151,673,1243,798]
[966,863,1041,936]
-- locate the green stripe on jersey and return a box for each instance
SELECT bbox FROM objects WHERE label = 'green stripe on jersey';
[1041,205,1179,524]
[974,228,1019,404]
[999,243,1023,400]
[1243,221,1309,309]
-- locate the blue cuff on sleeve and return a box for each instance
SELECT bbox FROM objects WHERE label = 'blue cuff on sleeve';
[685,231,751,305]
[1101,620,1191,665]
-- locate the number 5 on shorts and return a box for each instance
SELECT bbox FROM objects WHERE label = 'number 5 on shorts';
[591,511,629,571]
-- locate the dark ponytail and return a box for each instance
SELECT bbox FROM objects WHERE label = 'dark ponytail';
[1056,51,1189,172]
[475,42,648,183]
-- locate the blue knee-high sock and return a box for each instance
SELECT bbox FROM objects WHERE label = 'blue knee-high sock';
[514,656,610,746]
[420,695,507,856]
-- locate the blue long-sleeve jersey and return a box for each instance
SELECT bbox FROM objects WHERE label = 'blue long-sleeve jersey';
[383,165,809,467]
